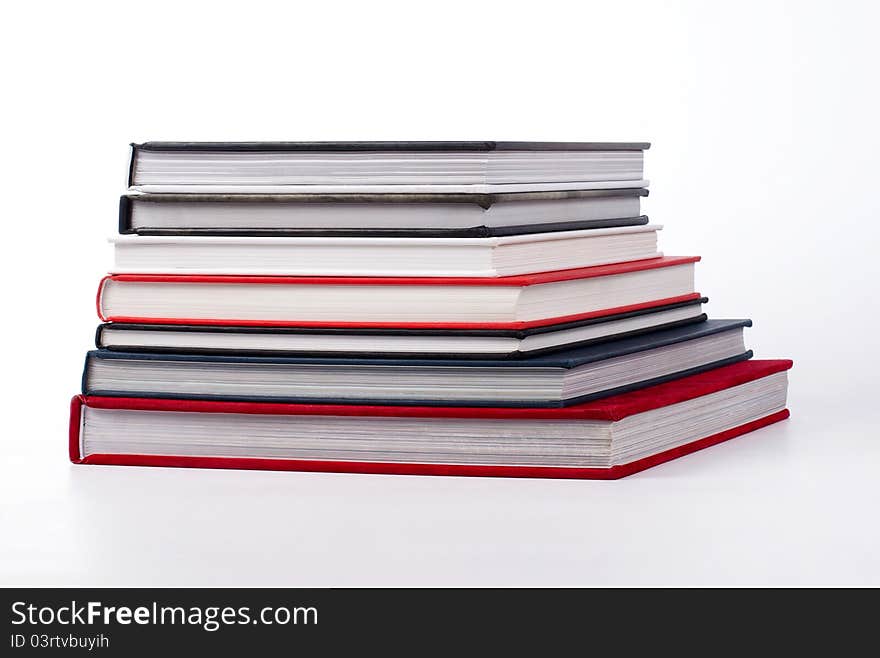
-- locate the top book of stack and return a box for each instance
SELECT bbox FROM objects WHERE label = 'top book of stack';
[123,141,650,237]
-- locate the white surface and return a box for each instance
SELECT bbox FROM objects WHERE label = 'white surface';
[1,0,879,586]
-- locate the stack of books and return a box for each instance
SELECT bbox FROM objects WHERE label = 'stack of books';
[70,141,792,479]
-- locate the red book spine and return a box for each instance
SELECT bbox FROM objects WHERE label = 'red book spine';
[69,395,84,464]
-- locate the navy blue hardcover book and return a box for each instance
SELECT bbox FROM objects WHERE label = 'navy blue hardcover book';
[82,319,752,408]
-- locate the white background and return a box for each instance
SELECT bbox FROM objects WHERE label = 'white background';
[2,0,879,586]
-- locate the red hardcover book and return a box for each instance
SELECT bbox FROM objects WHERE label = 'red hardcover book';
[96,255,701,329]
[70,359,792,479]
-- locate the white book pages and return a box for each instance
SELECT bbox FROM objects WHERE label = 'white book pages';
[130,180,650,194]
[131,150,644,186]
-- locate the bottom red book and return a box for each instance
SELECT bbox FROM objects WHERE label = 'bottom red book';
[70,359,792,480]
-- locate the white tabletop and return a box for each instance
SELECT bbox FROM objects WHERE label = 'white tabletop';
[2,377,878,587]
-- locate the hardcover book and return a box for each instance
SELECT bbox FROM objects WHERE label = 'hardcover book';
[95,297,708,359]
[128,141,650,193]
[109,225,662,277]
[120,188,649,237]
[97,256,701,329]
[70,359,792,480]
[81,319,752,407]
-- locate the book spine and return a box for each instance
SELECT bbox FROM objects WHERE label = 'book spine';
[94,324,107,349]
[118,196,133,234]
[95,276,111,322]
[68,396,84,463]
[126,143,138,187]
[80,353,92,396]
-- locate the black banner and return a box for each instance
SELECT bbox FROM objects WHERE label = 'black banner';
[0,588,867,653]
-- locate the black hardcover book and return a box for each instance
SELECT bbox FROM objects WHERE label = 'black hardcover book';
[128,140,650,190]
[119,188,649,237]
[96,297,708,359]
[83,319,751,408]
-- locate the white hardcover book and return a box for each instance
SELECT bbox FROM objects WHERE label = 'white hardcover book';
[110,225,662,277]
